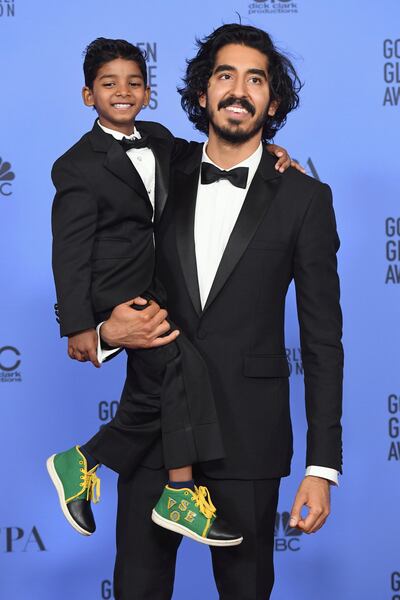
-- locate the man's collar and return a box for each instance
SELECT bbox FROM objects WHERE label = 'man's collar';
[177,140,281,183]
[202,141,263,172]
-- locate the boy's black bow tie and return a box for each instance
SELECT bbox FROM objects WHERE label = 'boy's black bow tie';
[201,162,249,189]
[118,134,149,151]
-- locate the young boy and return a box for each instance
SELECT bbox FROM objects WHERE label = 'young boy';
[47,38,295,545]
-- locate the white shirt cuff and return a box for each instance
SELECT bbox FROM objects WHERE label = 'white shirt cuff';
[96,322,121,364]
[305,466,339,486]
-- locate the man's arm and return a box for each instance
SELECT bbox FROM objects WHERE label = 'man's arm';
[52,158,98,338]
[291,182,344,533]
[99,298,180,353]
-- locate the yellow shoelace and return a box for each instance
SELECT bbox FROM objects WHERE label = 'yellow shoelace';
[80,468,101,504]
[191,485,216,519]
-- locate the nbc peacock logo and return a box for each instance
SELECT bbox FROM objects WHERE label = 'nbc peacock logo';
[0,158,15,196]
[274,511,303,552]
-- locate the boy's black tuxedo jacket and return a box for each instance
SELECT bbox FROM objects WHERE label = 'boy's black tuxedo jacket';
[155,142,344,479]
[52,120,173,337]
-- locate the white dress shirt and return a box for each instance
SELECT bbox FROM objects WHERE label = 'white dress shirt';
[97,120,155,212]
[195,143,263,308]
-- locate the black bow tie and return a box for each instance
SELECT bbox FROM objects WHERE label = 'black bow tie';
[118,133,149,151]
[201,162,249,189]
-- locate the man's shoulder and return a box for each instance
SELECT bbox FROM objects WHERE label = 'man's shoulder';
[280,161,332,202]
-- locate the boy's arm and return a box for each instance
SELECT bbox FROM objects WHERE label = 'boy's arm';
[51,157,98,338]
[171,137,305,173]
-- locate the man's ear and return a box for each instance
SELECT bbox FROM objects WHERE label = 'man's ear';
[198,92,206,109]
[268,100,279,117]
[82,86,95,107]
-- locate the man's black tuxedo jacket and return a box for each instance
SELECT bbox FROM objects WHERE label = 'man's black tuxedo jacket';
[156,142,344,479]
[52,120,173,337]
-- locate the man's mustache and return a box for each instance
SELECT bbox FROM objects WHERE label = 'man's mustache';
[217,97,256,116]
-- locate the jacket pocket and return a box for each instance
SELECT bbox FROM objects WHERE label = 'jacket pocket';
[247,240,288,251]
[243,354,290,378]
[92,239,135,259]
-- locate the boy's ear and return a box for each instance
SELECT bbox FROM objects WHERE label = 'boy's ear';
[82,86,95,107]
[142,86,151,108]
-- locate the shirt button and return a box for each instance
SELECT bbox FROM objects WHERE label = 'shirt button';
[197,328,207,340]
[137,156,142,161]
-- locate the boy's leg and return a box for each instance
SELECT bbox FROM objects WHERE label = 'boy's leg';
[46,352,164,536]
[87,339,242,545]
[160,328,226,468]
[83,350,165,475]
[114,466,182,600]
[85,330,226,474]
[48,328,229,538]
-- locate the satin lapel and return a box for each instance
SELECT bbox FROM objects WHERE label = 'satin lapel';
[175,166,202,317]
[103,141,150,206]
[148,136,170,223]
[203,153,281,313]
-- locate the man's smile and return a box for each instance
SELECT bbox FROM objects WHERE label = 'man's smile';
[225,105,248,114]
[223,105,251,121]
[217,97,256,123]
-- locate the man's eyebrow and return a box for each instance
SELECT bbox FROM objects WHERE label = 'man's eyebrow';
[213,65,267,79]
[248,68,267,79]
[213,64,236,75]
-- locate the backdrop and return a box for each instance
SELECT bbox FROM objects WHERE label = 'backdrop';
[1,1,399,599]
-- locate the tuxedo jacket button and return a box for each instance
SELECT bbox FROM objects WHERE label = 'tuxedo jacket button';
[197,328,207,340]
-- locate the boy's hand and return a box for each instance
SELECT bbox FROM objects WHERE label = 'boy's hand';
[100,297,180,349]
[267,144,306,174]
[68,328,100,368]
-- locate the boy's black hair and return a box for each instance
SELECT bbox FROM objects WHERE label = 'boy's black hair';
[178,24,302,141]
[83,37,147,88]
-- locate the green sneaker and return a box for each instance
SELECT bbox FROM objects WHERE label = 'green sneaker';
[46,446,100,536]
[151,485,243,547]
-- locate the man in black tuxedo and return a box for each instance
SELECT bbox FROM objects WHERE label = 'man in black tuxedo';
[101,24,343,599]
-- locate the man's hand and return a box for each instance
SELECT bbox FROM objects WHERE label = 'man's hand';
[68,328,100,368]
[100,297,180,349]
[289,476,330,534]
[267,143,306,174]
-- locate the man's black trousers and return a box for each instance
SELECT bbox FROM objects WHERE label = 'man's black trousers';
[114,466,280,599]
[84,331,225,477]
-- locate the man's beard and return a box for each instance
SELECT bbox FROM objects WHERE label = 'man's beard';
[206,96,270,145]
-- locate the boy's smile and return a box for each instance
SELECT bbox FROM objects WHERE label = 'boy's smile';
[82,58,150,135]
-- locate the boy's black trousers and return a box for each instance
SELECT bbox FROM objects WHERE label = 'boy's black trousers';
[84,328,225,477]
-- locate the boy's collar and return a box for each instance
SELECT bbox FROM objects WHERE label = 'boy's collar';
[96,119,141,141]
[89,119,138,153]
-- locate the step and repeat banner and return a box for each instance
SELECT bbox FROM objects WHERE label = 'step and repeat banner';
[1,1,399,598]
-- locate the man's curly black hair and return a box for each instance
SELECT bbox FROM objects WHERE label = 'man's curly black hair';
[178,24,302,141]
